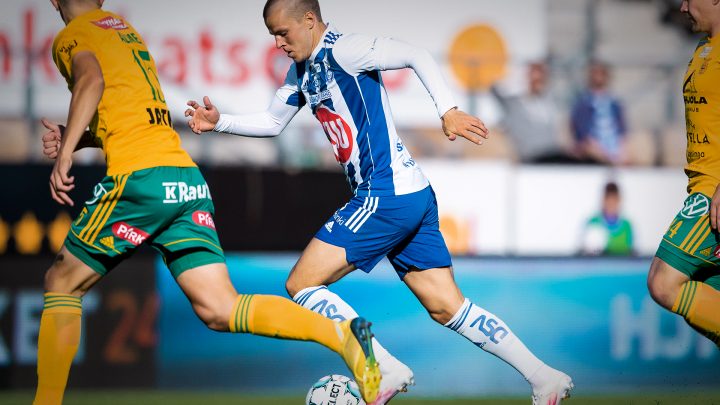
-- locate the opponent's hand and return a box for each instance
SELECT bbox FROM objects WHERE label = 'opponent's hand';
[41,118,65,159]
[710,184,720,230]
[49,155,75,206]
[441,107,489,145]
[185,96,220,134]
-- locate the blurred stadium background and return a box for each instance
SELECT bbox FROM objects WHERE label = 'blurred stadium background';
[2,0,719,403]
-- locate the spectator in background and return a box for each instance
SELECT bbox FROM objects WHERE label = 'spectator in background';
[494,62,575,163]
[581,181,634,256]
[571,61,629,165]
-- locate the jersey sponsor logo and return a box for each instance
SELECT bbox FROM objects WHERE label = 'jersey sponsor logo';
[714,245,720,258]
[683,72,698,94]
[681,194,710,219]
[112,222,148,246]
[162,182,212,204]
[86,183,108,205]
[57,39,78,55]
[684,95,708,105]
[316,106,353,163]
[92,16,129,30]
[192,211,216,230]
[687,132,709,144]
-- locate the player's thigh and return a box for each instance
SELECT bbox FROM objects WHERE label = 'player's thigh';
[403,266,464,324]
[63,172,156,279]
[44,246,103,296]
[654,192,720,306]
[175,262,237,331]
[287,237,355,296]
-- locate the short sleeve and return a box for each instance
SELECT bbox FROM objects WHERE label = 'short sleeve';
[52,27,96,84]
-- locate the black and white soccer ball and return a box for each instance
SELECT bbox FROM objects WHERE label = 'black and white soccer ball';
[305,374,365,405]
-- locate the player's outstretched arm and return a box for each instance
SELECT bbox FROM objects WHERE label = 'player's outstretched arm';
[41,119,99,159]
[50,50,104,207]
[185,96,220,134]
[441,107,489,145]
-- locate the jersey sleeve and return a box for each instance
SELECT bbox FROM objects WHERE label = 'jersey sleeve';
[333,34,457,118]
[213,64,302,137]
[52,26,97,84]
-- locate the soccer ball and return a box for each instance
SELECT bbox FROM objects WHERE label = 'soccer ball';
[305,374,366,405]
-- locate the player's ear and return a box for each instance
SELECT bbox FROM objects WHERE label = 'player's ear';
[49,0,60,11]
[97,0,105,7]
[304,11,316,29]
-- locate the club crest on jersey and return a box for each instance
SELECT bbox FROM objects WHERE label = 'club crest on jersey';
[681,194,710,219]
[316,106,353,163]
[92,16,128,30]
[112,222,148,246]
[192,211,216,230]
[86,183,108,205]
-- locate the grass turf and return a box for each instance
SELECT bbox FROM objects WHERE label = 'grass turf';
[2,390,719,405]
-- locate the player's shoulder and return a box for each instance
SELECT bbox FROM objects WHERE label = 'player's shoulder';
[330,32,377,67]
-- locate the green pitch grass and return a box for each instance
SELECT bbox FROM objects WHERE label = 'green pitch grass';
[2,390,719,405]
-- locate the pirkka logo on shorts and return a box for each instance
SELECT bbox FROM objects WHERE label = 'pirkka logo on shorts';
[162,182,212,204]
[112,222,149,246]
[192,211,216,229]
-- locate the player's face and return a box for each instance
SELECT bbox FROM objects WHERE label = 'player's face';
[681,0,713,33]
[265,7,314,63]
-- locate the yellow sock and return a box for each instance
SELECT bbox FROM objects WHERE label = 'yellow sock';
[672,281,720,344]
[229,294,343,353]
[33,293,82,405]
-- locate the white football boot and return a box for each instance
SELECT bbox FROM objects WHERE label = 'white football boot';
[368,356,415,405]
[531,366,573,405]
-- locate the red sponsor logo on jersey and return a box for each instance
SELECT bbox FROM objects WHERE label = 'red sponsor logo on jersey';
[316,106,353,163]
[112,222,149,246]
[714,245,720,258]
[193,211,216,230]
[92,17,128,30]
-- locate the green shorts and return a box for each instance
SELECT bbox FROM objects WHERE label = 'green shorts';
[64,166,224,278]
[656,192,720,289]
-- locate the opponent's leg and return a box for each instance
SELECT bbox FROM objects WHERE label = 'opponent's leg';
[648,257,720,344]
[175,262,381,402]
[403,266,573,405]
[34,247,102,405]
[286,238,415,404]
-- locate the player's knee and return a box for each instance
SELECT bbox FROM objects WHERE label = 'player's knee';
[193,303,231,331]
[426,306,456,325]
[44,253,89,296]
[285,276,304,298]
[646,268,676,311]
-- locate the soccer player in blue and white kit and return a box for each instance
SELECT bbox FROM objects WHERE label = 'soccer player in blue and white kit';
[186,0,573,403]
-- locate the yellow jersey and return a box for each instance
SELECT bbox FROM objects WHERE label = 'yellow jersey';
[684,35,720,197]
[52,9,195,176]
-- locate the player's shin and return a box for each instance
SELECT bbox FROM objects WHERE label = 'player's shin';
[444,298,545,383]
[292,286,398,365]
[228,294,343,353]
[672,281,720,344]
[34,293,83,405]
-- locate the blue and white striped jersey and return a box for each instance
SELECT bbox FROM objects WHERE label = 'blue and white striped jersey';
[216,25,457,196]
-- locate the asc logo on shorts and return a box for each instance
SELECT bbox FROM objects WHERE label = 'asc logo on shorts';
[681,194,710,219]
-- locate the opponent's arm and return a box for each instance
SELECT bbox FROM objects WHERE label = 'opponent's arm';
[336,35,488,145]
[50,51,104,206]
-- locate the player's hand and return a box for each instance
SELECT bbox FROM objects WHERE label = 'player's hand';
[441,107,489,145]
[185,96,220,134]
[710,184,720,230]
[49,155,75,206]
[41,118,65,159]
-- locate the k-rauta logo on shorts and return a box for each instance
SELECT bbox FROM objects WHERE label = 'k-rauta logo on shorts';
[163,182,211,204]
[681,194,710,218]
[112,222,149,246]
